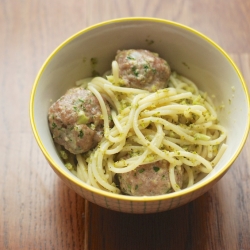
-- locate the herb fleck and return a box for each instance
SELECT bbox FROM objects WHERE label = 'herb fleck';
[127,56,135,60]
[78,130,84,138]
[90,57,98,65]
[144,64,149,72]
[138,168,145,173]
[145,39,154,45]
[51,122,57,129]
[132,66,139,77]
[182,62,190,69]
[153,166,160,172]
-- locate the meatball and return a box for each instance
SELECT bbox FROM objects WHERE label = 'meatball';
[48,87,110,154]
[115,49,171,92]
[118,160,183,196]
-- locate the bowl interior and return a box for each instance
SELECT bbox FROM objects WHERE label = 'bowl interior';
[31,18,249,209]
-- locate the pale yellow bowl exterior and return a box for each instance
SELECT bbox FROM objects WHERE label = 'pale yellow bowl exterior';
[30,17,250,214]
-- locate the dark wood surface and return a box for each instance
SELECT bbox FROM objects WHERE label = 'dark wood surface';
[1,0,250,249]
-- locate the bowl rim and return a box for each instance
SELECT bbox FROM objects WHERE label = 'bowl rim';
[30,17,250,202]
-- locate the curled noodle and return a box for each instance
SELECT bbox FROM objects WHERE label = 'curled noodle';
[69,62,227,194]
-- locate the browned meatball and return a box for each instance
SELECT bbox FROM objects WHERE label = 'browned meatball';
[115,49,171,92]
[118,160,183,196]
[48,87,110,154]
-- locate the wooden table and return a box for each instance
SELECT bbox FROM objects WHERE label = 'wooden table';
[1,0,250,249]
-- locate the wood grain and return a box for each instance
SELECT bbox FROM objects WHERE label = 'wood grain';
[0,0,249,249]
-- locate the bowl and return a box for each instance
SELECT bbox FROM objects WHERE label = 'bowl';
[30,17,250,214]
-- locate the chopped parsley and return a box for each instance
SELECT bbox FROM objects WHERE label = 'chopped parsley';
[152,68,157,74]
[127,56,135,60]
[153,166,160,172]
[78,98,84,103]
[135,184,138,190]
[144,64,149,72]
[182,61,190,69]
[90,57,98,65]
[131,66,139,77]
[138,168,145,173]
[51,122,57,129]
[78,130,84,138]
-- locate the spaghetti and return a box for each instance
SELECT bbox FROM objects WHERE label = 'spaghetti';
[63,60,228,195]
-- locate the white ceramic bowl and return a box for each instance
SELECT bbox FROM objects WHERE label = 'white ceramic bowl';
[30,17,250,213]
